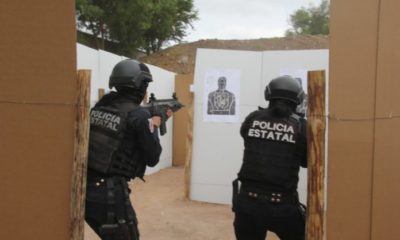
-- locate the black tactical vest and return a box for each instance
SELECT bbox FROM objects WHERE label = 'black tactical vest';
[238,111,302,192]
[88,100,138,177]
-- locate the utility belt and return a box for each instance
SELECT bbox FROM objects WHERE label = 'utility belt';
[232,179,299,205]
[87,175,128,186]
[240,187,298,204]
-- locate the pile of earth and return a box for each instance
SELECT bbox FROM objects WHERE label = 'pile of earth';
[139,34,329,74]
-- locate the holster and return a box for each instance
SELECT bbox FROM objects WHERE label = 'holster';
[232,178,240,212]
[117,219,132,240]
[298,203,307,222]
[98,178,139,240]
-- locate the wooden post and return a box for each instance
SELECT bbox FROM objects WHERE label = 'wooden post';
[184,93,194,200]
[70,70,91,240]
[98,88,105,100]
[306,70,326,240]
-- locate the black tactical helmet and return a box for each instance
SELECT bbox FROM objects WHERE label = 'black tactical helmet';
[264,75,304,105]
[109,59,152,89]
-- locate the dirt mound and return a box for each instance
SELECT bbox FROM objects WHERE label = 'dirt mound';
[140,35,329,74]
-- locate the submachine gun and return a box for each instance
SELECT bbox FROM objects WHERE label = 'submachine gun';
[142,93,184,136]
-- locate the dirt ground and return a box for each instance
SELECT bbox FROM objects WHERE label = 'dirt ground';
[84,166,279,240]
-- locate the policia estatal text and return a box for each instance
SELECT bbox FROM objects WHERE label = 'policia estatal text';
[233,75,307,240]
[85,59,164,240]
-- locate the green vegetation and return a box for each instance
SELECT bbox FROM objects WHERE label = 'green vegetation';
[286,0,330,36]
[76,0,198,57]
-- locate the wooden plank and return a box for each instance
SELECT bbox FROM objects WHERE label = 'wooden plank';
[98,88,105,100]
[306,70,326,240]
[184,92,194,199]
[173,74,193,166]
[70,70,91,240]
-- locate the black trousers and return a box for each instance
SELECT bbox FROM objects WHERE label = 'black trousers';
[85,176,139,240]
[234,192,305,240]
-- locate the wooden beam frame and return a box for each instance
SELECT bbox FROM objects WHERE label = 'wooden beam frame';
[306,70,326,240]
[70,70,91,240]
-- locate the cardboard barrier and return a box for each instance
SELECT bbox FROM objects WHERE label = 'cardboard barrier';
[327,0,400,239]
[0,1,76,239]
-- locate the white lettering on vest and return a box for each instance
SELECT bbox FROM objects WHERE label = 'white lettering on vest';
[247,120,297,143]
[91,110,121,132]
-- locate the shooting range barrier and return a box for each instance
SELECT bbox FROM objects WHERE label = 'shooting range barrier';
[1,0,400,239]
[189,48,329,205]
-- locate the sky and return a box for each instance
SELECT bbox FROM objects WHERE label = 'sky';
[182,0,322,42]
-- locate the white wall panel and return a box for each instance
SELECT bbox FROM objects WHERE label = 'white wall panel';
[76,44,100,106]
[191,49,263,204]
[191,48,329,204]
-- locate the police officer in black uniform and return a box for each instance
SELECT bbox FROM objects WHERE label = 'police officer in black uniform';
[85,59,165,240]
[233,75,307,240]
